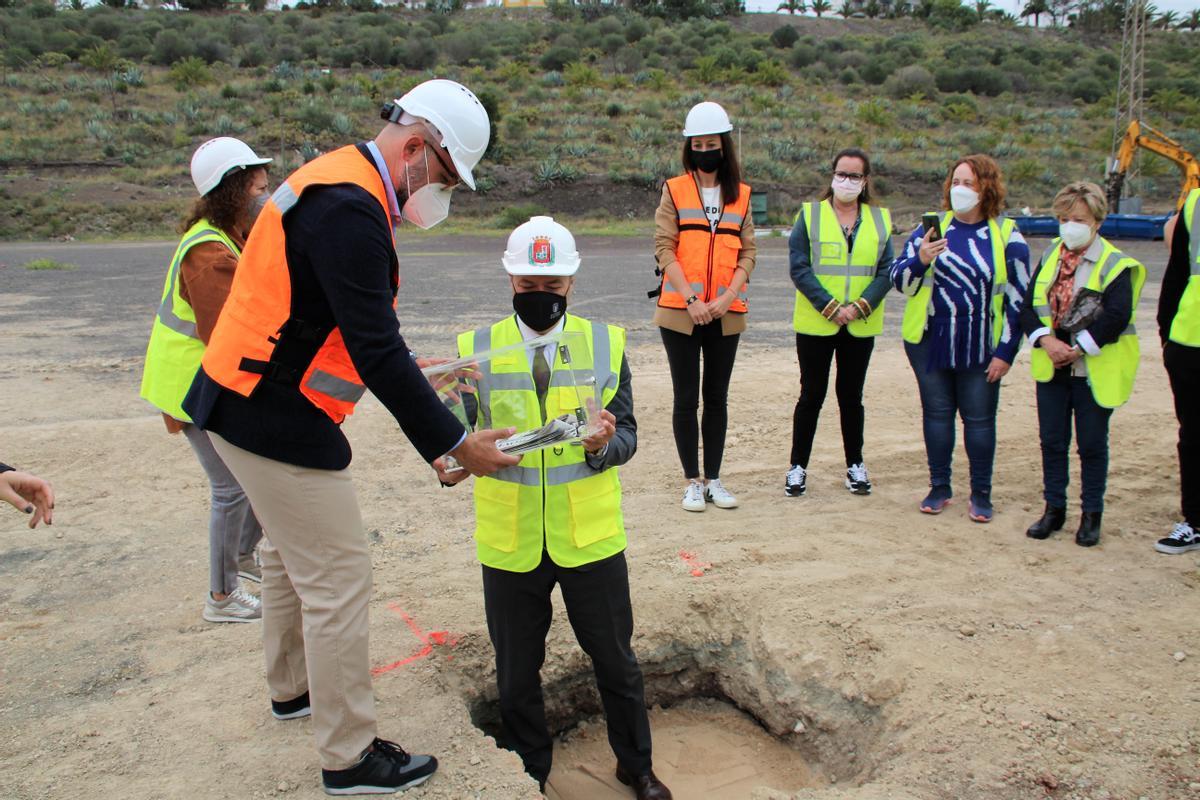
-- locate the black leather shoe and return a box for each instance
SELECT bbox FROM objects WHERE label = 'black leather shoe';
[1075,511,1102,547]
[1026,504,1066,540]
[615,764,673,800]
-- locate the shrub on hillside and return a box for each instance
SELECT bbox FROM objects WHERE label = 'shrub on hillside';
[540,45,575,72]
[169,57,212,90]
[935,64,1009,96]
[1067,71,1105,103]
[151,29,194,66]
[789,42,817,69]
[770,24,799,49]
[885,65,937,99]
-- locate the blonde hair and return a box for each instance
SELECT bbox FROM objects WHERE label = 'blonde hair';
[1052,181,1107,222]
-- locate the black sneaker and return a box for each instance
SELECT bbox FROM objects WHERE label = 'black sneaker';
[1155,522,1200,554]
[785,464,807,497]
[271,691,311,721]
[845,463,872,495]
[322,738,437,795]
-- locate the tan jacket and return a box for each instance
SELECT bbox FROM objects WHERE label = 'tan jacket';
[653,182,757,335]
[161,231,245,433]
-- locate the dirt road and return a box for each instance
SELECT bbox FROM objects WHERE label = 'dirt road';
[2,234,1197,800]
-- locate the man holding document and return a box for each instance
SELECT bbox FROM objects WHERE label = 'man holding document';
[442,216,671,799]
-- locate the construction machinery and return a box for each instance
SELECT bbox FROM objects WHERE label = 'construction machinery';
[1106,120,1200,212]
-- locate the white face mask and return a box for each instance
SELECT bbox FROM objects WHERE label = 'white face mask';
[831,177,863,203]
[1059,220,1094,251]
[401,146,453,230]
[950,185,980,214]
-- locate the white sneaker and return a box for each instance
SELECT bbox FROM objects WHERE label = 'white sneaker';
[705,479,739,509]
[237,548,262,584]
[203,587,262,623]
[845,463,872,495]
[785,464,807,497]
[682,481,706,512]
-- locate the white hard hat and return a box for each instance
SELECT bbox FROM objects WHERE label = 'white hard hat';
[389,79,490,191]
[682,101,733,138]
[190,137,271,197]
[502,216,580,277]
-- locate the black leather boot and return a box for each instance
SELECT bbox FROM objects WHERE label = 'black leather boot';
[1026,504,1066,540]
[1075,511,1102,547]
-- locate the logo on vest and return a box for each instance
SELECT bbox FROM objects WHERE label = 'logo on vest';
[529,236,555,267]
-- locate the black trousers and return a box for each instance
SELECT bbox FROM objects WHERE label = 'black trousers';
[482,550,652,784]
[660,323,741,479]
[790,329,875,468]
[1165,341,1200,527]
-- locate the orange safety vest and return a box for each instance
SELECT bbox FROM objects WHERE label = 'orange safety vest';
[658,173,751,313]
[200,145,397,424]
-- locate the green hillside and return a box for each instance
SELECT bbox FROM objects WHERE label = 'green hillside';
[1,2,1199,239]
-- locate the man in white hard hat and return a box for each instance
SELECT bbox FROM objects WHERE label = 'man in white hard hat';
[182,79,518,795]
[446,217,672,800]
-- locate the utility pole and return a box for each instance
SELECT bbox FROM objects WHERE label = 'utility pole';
[1110,0,1146,211]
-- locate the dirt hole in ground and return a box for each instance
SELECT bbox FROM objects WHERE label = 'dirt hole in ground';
[459,634,889,797]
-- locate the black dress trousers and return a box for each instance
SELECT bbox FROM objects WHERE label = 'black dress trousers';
[481,549,653,784]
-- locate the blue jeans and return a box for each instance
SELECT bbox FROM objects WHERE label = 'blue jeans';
[1036,372,1113,513]
[904,337,1000,495]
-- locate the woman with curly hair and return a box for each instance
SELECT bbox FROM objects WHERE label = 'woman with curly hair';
[140,137,271,623]
[891,154,1031,523]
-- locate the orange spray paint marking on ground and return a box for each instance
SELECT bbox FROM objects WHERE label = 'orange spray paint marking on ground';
[371,602,460,677]
[678,550,712,577]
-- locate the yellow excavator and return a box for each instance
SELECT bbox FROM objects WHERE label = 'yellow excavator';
[1106,120,1200,212]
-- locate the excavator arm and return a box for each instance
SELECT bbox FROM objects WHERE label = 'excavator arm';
[1106,120,1200,211]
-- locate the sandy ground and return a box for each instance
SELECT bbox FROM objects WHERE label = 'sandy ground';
[1,234,1198,800]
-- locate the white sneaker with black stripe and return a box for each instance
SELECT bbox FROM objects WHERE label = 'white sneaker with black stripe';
[785,465,807,497]
[705,479,739,509]
[1155,522,1200,554]
[681,480,706,512]
[845,463,872,495]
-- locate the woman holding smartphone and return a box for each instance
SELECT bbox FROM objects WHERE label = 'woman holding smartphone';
[653,101,756,513]
[890,154,1031,523]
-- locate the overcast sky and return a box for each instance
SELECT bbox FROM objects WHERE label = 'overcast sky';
[744,0,1200,15]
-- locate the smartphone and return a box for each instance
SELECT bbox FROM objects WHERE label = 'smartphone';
[922,213,942,242]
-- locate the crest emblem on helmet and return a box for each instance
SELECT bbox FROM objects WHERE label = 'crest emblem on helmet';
[529,236,555,267]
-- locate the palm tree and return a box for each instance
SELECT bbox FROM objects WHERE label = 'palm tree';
[838,0,854,15]
[864,0,882,16]
[810,0,832,15]
[1021,0,1049,26]
[974,0,991,19]
[1154,9,1179,28]
[1183,8,1200,29]
[776,0,807,13]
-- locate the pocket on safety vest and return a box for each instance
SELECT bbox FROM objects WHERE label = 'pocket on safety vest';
[566,473,619,549]
[474,479,520,553]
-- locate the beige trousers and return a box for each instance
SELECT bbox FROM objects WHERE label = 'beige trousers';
[210,433,377,770]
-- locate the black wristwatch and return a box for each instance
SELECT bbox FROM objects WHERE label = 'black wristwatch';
[686,294,699,306]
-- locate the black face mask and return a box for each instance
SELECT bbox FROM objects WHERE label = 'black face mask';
[691,148,724,174]
[513,291,567,332]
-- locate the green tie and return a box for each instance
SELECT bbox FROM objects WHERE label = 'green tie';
[532,347,551,422]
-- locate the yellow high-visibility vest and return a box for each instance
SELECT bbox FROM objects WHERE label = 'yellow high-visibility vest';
[1029,237,1146,409]
[793,199,891,337]
[900,213,1015,347]
[140,220,238,422]
[457,314,627,573]
[1168,188,1200,347]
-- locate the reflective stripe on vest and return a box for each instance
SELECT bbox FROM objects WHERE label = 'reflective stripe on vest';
[658,174,751,313]
[139,220,239,422]
[1029,237,1146,408]
[457,314,627,572]
[900,213,1014,346]
[792,199,892,337]
[1168,188,1200,346]
[199,145,394,424]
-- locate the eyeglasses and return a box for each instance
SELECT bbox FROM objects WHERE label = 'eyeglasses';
[833,171,865,182]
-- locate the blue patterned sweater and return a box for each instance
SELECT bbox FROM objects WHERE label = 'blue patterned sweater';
[890,217,1031,370]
